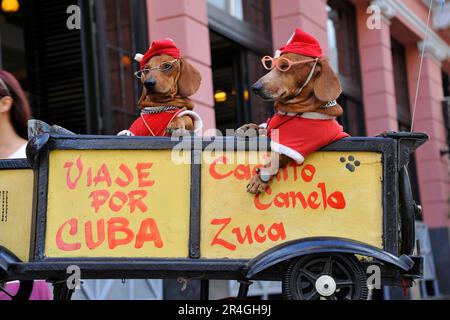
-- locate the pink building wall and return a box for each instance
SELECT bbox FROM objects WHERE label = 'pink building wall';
[145,0,216,132]
[356,2,399,134]
[270,0,330,57]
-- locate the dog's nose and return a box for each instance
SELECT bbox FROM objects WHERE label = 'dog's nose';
[144,77,157,90]
[252,82,263,94]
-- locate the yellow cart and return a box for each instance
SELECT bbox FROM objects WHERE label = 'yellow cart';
[0,131,427,300]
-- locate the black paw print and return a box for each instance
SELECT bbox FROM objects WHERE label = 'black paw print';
[340,156,361,172]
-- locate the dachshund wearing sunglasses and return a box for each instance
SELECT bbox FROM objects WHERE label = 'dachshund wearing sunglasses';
[237,29,349,194]
[119,39,203,137]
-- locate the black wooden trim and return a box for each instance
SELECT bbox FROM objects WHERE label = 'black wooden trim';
[9,259,248,281]
[189,150,202,258]
[382,140,399,256]
[29,167,40,262]
[49,136,185,150]
[34,147,50,261]
[0,159,31,170]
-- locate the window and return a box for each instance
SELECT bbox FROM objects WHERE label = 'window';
[444,72,450,98]
[327,0,366,136]
[391,37,421,203]
[442,71,449,157]
[208,0,272,132]
[208,0,243,20]
[97,0,148,134]
[391,38,412,131]
[211,32,272,134]
[208,0,270,34]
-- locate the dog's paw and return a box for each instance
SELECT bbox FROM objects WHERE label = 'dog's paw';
[167,120,186,135]
[117,130,134,137]
[236,124,262,138]
[246,175,269,194]
[166,127,192,137]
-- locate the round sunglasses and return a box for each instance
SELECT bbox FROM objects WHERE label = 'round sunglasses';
[261,56,318,72]
[134,59,180,79]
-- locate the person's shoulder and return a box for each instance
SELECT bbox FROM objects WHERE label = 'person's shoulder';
[8,143,27,159]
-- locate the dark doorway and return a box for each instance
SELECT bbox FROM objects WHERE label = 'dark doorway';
[208,0,273,134]
[210,31,249,134]
[209,31,273,135]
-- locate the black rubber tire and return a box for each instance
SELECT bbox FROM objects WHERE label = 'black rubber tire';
[282,253,368,300]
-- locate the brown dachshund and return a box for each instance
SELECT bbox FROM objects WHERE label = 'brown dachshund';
[238,29,349,194]
[120,39,203,137]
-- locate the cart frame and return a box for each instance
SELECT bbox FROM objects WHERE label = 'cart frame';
[0,132,428,297]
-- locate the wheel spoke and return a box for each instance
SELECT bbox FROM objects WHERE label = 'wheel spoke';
[304,291,320,300]
[336,280,354,288]
[322,257,333,275]
[0,286,14,299]
[326,294,337,301]
[300,269,319,282]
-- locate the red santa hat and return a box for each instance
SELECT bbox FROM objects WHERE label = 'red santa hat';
[275,28,323,58]
[135,38,181,70]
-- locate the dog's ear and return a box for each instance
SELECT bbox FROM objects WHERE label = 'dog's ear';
[138,87,147,107]
[178,58,202,97]
[313,59,342,102]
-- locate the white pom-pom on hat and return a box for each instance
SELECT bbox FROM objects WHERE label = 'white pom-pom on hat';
[134,54,144,63]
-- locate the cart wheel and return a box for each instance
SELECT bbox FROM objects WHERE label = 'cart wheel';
[52,282,74,301]
[282,253,368,300]
[0,280,34,300]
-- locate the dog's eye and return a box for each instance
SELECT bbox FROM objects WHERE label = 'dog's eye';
[278,63,290,71]
[161,63,173,71]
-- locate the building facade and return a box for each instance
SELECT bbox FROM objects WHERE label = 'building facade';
[0,0,449,299]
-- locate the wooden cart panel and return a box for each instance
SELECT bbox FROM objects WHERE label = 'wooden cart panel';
[200,151,383,259]
[0,169,34,262]
[45,150,191,258]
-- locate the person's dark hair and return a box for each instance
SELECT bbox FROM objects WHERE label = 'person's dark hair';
[0,70,32,139]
